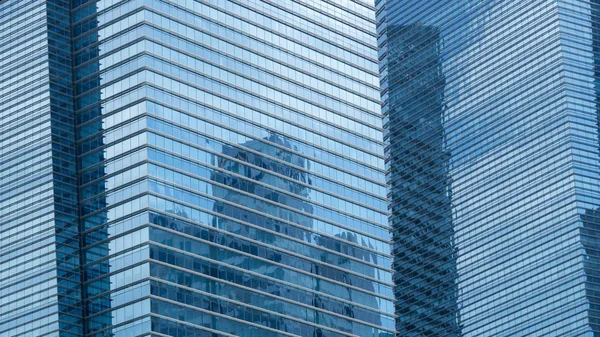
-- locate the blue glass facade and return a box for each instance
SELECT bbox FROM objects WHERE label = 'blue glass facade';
[379,0,600,336]
[1,0,394,336]
[1,0,82,335]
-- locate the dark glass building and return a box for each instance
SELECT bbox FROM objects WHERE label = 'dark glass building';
[0,0,82,336]
[1,0,394,336]
[378,0,600,336]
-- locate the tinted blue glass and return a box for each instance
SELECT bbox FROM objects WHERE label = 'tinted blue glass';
[0,1,82,336]
[380,0,600,336]
[69,0,393,336]
[1,0,393,335]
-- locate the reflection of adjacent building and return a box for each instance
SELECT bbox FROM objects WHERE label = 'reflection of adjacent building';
[211,133,313,331]
[143,124,392,335]
[332,231,383,327]
[383,23,461,336]
[212,132,313,242]
[1,1,393,336]
[209,132,389,334]
[380,1,600,336]
[214,133,313,228]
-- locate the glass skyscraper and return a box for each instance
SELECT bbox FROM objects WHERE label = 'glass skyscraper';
[1,0,82,336]
[1,0,394,336]
[379,0,600,336]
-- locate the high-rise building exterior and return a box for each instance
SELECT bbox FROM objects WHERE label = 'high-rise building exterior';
[379,0,600,336]
[1,0,82,336]
[1,0,395,336]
